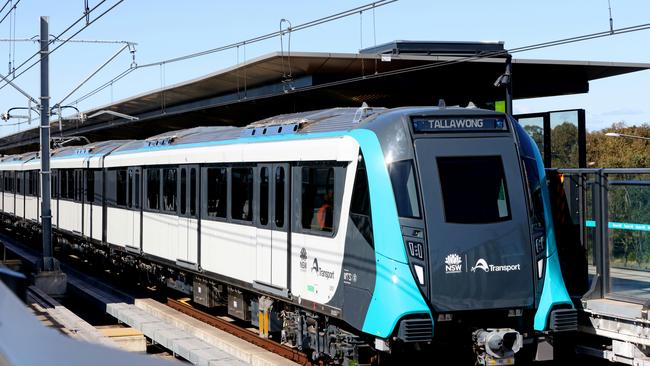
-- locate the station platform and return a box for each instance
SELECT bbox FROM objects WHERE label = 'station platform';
[107,299,298,366]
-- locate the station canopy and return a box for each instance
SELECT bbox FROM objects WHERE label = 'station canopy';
[0,40,648,154]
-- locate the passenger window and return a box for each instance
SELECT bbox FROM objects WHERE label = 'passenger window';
[388,160,421,218]
[86,170,95,203]
[16,172,23,195]
[134,170,141,209]
[146,169,160,210]
[127,170,133,208]
[190,168,196,216]
[437,156,511,224]
[51,170,58,198]
[301,166,335,233]
[116,169,127,207]
[350,156,373,246]
[93,170,103,204]
[259,167,269,226]
[275,167,285,228]
[231,167,253,221]
[105,170,117,206]
[206,167,227,218]
[180,168,187,215]
[162,168,177,212]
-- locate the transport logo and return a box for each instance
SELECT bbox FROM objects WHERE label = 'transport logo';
[471,258,521,273]
[444,254,463,274]
[311,258,335,280]
[471,258,489,272]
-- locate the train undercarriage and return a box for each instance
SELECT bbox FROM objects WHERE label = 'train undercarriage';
[2,214,550,365]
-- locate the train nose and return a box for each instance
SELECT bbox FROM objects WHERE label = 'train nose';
[473,328,523,364]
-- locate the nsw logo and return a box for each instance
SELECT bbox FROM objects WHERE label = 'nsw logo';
[444,254,463,274]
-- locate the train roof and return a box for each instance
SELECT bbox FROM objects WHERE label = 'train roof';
[0,105,506,167]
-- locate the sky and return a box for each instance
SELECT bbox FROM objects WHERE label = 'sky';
[0,0,648,137]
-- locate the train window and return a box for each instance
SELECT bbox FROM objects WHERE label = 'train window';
[437,156,511,224]
[189,168,196,216]
[127,170,133,208]
[105,170,117,206]
[7,171,14,193]
[388,160,421,218]
[231,167,253,221]
[86,170,95,203]
[75,170,83,202]
[301,166,335,232]
[275,166,285,228]
[116,169,127,207]
[180,168,187,215]
[28,171,38,197]
[146,169,160,210]
[259,167,269,226]
[350,156,373,245]
[134,169,141,209]
[93,170,102,204]
[16,172,23,195]
[205,167,227,218]
[162,168,177,212]
[51,170,58,198]
[60,170,68,199]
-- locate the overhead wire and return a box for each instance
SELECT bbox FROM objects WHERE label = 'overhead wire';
[0,0,18,26]
[0,0,123,92]
[0,0,109,90]
[68,0,396,105]
[55,3,650,121]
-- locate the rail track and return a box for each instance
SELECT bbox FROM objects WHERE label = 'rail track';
[166,297,316,366]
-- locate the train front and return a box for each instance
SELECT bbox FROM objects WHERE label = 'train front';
[364,107,576,364]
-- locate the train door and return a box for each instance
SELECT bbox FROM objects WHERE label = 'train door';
[255,163,290,291]
[177,165,198,267]
[127,167,142,250]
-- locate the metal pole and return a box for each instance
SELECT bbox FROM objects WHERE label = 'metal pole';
[39,16,53,271]
[505,54,513,116]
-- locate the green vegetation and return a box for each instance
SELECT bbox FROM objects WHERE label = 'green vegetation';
[586,123,650,273]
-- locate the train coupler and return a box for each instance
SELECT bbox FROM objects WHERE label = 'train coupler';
[472,328,523,365]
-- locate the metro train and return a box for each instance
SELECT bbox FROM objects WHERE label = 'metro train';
[0,106,576,365]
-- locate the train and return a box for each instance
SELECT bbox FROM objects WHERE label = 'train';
[0,105,576,365]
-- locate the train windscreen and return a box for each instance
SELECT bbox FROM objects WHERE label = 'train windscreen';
[437,156,511,224]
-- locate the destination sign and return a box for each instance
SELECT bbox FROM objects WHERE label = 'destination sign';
[411,117,507,133]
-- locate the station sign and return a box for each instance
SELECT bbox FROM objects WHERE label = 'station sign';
[411,116,508,133]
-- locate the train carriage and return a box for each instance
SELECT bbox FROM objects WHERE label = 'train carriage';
[0,105,576,365]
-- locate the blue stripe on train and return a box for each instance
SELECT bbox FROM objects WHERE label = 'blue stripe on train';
[349,129,431,338]
[529,129,573,331]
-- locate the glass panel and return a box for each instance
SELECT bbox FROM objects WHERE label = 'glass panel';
[437,156,511,224]
[231,167,253,221]
[127,170,133,208]
[116,169,127,207]
[86,170,95,203]
[259,167,269,226]
[162,168,177,212]
[206,167,227,218]
[134,170,141,209]
[93,170,103,203]
[146,169,160,210]
[350,157,373,246]
[180,168,187,215]
[275,167,285,228]
[518,116,544,155]
[301,166,335,232]
[551,110,579,168]
[608,174,650,299]
[190,168,196,216]
[387,160,421,218]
